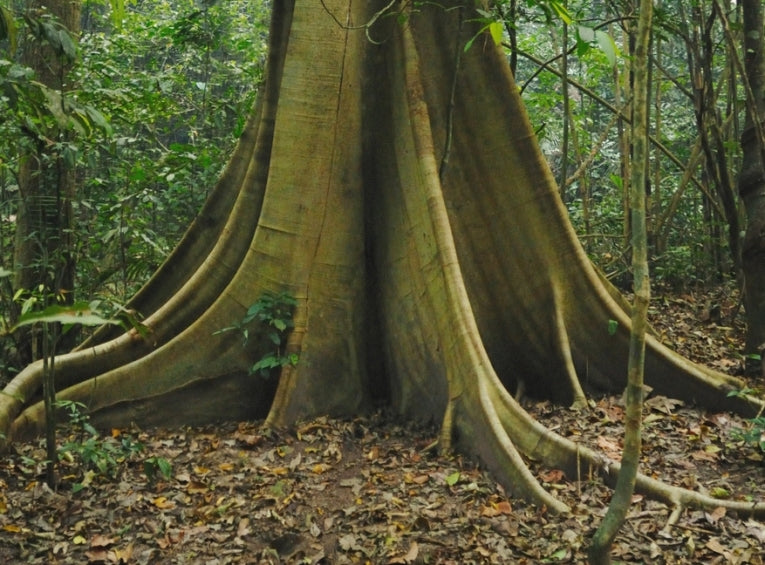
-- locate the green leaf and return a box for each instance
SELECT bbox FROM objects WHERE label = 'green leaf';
[577,25,595,43]
[445,471,460,486]
[0,5,18,54]
[607,319,618,336]
[57,27,77,61]
[85,105,113,136]
[12,301,121,331]
[549,0,573,25]
[710,486,730,499]
[548,547,568,560]
[595,30,619,66]
[488,21,503,46]
[108,0,127,30]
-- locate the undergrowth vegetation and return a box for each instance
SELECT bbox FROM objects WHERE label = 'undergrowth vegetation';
[0,0,270,383]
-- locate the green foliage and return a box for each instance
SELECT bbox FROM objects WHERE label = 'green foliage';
[734,417,765,454]
[56,400,172,490]
[215,292,299,378]
[144,455,173,484]
[464,9,504,52]
[68,0,269,300]
[0,5,17,53]
[9,298,122,334]
[728,409,765,455]
[57,400,143,491]
[23,11,78,62]
[575,25,619,67]
[1,0,269,301]
[1,0,269,377]
[508,0,737,291]
[726,388,765,455]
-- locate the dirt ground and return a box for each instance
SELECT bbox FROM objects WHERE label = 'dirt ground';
[0,284,763,564]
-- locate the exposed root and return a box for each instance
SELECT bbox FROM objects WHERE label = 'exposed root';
[481,369,765,517]
[552,283,588,409]
[437,394,455,453]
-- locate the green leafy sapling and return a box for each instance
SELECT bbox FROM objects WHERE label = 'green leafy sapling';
[727,387,765,456]
[215,291,299,378]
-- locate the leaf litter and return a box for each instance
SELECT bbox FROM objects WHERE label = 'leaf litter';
[0,283,763,564]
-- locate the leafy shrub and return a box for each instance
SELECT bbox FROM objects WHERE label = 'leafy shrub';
[215,291,299,378]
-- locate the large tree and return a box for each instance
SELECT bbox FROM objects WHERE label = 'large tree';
[2,0,764,516]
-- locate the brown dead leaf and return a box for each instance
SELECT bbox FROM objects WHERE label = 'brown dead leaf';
[539,469,565,483]
[404,472,429,485]
[705,506,726,524]
[186,480,208,494]
[112,544,134,563]
[705,537,730,557]
[237,518,251,538]
[388,541,419,564]
[90,534,117,548]
[596,436,622,459]
[481,500,513,517]
[84,549,110,563]
[152,496,175,509]
[690,450,717,462]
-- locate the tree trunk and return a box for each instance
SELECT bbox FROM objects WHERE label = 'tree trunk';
[2,0,765,516]
[739,0,765,366]
[13,0,81,361]
[589,0,652,559]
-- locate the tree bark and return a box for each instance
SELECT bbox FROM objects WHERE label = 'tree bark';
[2,0,765,516]
[739,0,765,367]
[13,0,81,361]
[589,0,652,559]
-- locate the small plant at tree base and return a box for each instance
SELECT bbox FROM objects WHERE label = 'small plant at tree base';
[3,288,146,488]
[727,388,765,456]
[56,400,171,491]
[144,455,173,484]
[732,417,765,455]
[215,291,299,378]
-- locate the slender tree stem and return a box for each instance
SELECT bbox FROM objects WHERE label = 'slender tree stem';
[589,0,653,561]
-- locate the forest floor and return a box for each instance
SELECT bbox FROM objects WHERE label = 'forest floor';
[0,283,764,564]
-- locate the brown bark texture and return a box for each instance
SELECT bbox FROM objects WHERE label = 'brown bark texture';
[12,0,81,360]
[739,0,765,362]
[2,0,764,515]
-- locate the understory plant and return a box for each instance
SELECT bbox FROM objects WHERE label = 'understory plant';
[215,291,298,377]
[728,388,765,456]
[56,400,172,491]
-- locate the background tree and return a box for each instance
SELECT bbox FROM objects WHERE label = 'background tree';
[1,0,764,521]
[12,0,81,363]
[738,0,765,368]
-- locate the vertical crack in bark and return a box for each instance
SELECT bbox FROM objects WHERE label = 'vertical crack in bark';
[438,6,463,181]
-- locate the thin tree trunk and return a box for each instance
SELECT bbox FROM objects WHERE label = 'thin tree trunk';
[738,0,765,366]
[589,0,652,559]
[13,0,81,361]
[559,11,570,200]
